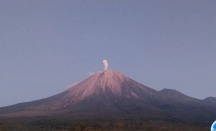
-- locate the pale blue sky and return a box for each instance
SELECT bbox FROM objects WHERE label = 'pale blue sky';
[0,0,216,107]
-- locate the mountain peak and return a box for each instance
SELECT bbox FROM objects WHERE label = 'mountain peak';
[62,70,158,105]
[64,70,130,103]
[95,70,126,76]
[98,70,128,82]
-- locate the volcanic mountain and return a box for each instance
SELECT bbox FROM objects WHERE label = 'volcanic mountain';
[0,70,215,119]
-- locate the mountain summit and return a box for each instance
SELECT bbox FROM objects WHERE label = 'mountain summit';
[0,70,215,118]
[63,70,159,104]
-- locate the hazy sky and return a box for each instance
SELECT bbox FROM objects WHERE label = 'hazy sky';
[0,0,216,107]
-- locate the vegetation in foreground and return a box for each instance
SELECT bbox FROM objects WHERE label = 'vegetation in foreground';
[0,117,212,131]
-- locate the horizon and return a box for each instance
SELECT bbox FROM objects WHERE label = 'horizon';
[1,1,216,107]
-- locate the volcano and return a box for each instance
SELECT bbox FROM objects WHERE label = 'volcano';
[0,70,215,119]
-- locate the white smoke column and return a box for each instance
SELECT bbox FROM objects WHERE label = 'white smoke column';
[103,60,108,71]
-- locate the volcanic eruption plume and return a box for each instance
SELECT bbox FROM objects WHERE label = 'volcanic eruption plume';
[103,60,108,71]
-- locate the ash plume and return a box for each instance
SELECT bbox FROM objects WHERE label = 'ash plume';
[103,60,108,71]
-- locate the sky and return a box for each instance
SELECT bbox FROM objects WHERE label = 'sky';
[0,0,216,107]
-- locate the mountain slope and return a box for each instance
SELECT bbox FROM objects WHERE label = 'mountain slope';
[159,89,199,103]
[0,70,215,118]
[202,97,216,106]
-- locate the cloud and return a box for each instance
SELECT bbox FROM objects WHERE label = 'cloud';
[88,72,95,76]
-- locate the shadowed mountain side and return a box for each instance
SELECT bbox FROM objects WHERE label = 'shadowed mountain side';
[202,97,216,106]
[0,70,215,119]
[0,91,68,116]
[159,89,216,116]
[160,89,216,106]
[159,88,202,108]
[159,89,199,102]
